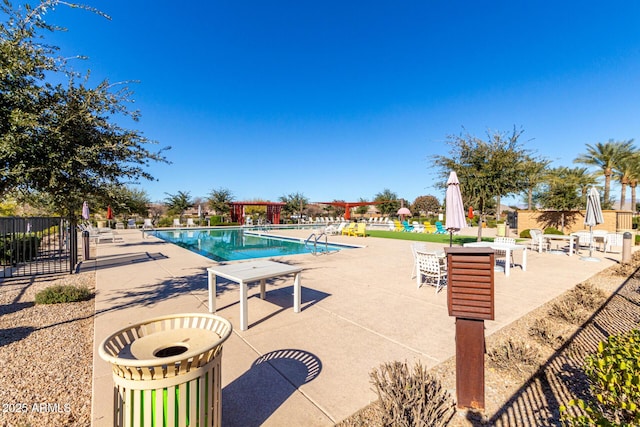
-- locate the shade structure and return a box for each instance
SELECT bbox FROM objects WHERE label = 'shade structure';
[82,201,90,220]
[445,171,467,246]
[582,186,604,262]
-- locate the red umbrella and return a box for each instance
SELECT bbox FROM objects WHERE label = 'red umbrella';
[468,206,474,219]
[106,205,114,220]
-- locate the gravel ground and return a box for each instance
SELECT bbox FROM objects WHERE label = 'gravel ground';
[0,272,94,427]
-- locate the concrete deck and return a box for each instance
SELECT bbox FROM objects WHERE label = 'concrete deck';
[88,227,620,426]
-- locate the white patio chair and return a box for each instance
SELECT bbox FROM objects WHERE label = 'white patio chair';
[494,237,515,267]
[592,230,608,251]
[605,232,624,253]
[127,218,136,229]
[410,242,429,279]
[529,228,547,252]
[142,218,154,230]
[173,218,181,227]
[571,231,592,253]
[415,249,447,293]
[186,218,195,227]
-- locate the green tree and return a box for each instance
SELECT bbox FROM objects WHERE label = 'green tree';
[207,187,234,218]
[535,166,589,232]
[0,1,169,220]
[113,186,150,219]
[164,191,192,221]
[374,189,399,216]
[432,127,531,240]
[355,198,369,216]
[279,192,308,223]
[412,195,440,216]
[574,139,635,209]
[520,155,551,210]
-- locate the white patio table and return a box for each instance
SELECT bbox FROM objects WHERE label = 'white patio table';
[207,260,302,331]
[542,234,576,256]
[462,241,527,277]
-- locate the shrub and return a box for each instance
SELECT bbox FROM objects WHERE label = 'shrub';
[561,329,640,426]
[35,285,93,304]
[0,234,41,264]
[529,318,565,348]
[370,361,455,427]
[571,282,607,311]
[544,227,564,235]
[548,298,590,324]
[520,229,532,238]
[487,338,540,374]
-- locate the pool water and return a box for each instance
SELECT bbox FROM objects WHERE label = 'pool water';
[151,228,356,262]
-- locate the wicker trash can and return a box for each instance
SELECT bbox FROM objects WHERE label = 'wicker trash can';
[99,313,232,427]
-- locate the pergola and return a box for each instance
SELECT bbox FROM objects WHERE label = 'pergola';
[315,201,383,220]
[229,201,286,225]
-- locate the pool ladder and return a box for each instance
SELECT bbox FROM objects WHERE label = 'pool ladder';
[305,232,330,255]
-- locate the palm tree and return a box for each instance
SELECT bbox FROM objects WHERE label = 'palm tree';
[574,139,635,208]
[613,153,640,210]
[164,191,192,222]
[207,188,234,219]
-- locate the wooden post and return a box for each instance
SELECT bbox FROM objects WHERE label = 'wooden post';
[445,247,495,410]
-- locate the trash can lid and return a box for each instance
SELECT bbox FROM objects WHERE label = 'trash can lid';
[98,313,232,368]
[123,328,221,361]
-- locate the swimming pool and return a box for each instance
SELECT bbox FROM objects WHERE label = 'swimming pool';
[151,228,358,262]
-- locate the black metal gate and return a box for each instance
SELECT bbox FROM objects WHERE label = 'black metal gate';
[0,217,77,279]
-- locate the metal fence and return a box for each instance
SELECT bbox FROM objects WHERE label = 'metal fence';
[0,217,77,279]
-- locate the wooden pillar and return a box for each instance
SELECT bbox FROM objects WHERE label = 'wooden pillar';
[445,247,494,410]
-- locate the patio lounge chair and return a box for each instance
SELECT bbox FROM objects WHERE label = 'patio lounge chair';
[423,222,437,233]
[142,218,154,230]
[173,218,181,227]
[341,223,356,236]
[186,218,195,227]
[351,222,367,237]
[401,221,414,232]
[325,222,346,235]
[415,249,447,293]
[434,221,447,234]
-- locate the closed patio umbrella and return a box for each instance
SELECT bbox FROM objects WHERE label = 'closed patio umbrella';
[445,171,467,246]
[581,186,604,262]
[82,201,90,221]
[106,205,114,227]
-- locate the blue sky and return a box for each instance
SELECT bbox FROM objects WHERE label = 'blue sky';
[38,1,640,206]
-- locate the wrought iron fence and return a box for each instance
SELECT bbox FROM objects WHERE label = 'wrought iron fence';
[0,217,77,279]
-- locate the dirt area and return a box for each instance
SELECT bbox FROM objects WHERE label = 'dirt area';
[0,272,95,427]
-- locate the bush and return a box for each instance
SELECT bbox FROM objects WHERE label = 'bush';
[561,329,640,426]
[0,234,41,264]
[520,229,532,238]
[544,227,564,235]
[35,285,93,304]
[487,338,540,374]
[370,361,455,427]
[529,318,565,348]
[548,298,591,325]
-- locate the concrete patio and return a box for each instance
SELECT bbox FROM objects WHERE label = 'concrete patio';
[87,227,620,426]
